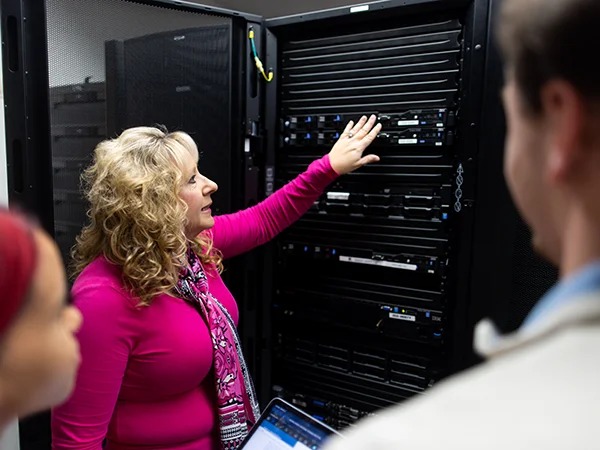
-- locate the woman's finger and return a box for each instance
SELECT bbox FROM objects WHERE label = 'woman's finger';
[350,116,368,135]
[342,120,354,137]
[357,154,380,167]
[356,115,378,139]
[357,123,382,149]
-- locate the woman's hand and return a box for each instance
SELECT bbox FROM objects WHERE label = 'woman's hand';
[328,115,382,175]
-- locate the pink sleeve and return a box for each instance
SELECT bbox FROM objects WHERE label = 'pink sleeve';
[51,284,136,450]
[210,154,339,259]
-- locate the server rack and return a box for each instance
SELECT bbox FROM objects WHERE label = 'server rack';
[261,1,488,426]
[1,0,559,447]
[50,82,107,265]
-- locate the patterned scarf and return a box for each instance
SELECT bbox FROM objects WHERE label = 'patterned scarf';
[175,246,260,449]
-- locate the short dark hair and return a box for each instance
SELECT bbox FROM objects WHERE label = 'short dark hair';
[497,0,600,113]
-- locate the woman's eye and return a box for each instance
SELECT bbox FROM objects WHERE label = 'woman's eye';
[189,175,196,184]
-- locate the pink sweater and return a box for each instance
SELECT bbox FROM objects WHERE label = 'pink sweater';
[51,155,338,450]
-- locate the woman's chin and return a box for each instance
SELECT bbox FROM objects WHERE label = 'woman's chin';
[186,217,215,239]
[200,216,215,231]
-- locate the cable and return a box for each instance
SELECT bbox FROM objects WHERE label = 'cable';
[248,27,273,82]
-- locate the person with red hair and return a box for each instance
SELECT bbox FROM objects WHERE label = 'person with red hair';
[0,209,82,434]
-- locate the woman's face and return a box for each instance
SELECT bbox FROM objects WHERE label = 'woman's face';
[179,152,219,239]
[0,229,82,417]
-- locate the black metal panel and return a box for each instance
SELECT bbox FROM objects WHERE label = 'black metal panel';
[445,0,490,372]
[467,0,558,346]
[267,0,471,29]
[126,0,263,23]
[107,24,236,215]
[267,0,490,430]
[49,82,106,265]
[2,0,55,234]
[257,28,279,407]
[232,17,264,378]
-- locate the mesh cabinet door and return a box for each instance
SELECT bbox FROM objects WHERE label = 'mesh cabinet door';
[3,2,259,449]
[106,24,235,214]
[46,0,239,267]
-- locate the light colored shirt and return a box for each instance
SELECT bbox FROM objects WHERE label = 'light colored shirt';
[522,260,600,329]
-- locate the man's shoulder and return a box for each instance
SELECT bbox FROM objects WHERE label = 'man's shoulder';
[325,324,600,450]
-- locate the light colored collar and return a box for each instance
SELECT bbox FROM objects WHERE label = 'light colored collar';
[475,292,600,359]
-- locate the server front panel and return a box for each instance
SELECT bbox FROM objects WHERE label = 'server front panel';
[271,12,473,429]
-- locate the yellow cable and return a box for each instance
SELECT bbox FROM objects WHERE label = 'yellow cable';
[249,29,273,82]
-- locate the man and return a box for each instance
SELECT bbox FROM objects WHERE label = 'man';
[324,0,600,448]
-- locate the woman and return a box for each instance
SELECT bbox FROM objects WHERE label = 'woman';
[0,210,82,433]
[52,115,381,450]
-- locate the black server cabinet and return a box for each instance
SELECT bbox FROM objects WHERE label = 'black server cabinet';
[105,25,243,216]
[50,82,107,266]
[1,0,560,447]
[261,1,489,425]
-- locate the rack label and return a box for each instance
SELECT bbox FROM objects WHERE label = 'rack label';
[339,256,417,271]
[398,138,418,145]
[350,5,370,13]
[327,192,350,201]
[389,313,416,322]
[397,120,419,126]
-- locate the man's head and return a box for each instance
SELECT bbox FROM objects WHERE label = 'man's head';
[0,210,82,423]
[498,0,600,270]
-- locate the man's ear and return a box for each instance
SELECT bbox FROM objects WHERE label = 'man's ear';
[541,79,585,184]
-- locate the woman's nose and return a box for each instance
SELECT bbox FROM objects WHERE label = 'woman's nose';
[202,177,218,195]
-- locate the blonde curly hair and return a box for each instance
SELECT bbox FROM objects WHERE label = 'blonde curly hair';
[72,126,223,306]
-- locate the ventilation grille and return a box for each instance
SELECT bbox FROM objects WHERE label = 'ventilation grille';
[280,18,462,115]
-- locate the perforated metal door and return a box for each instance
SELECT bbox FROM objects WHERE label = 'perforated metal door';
[22,3,236,449]
[46,0,232,268]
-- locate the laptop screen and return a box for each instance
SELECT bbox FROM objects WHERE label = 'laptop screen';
[242,402,334,450]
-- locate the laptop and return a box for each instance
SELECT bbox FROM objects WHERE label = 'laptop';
[239,398,343,449]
